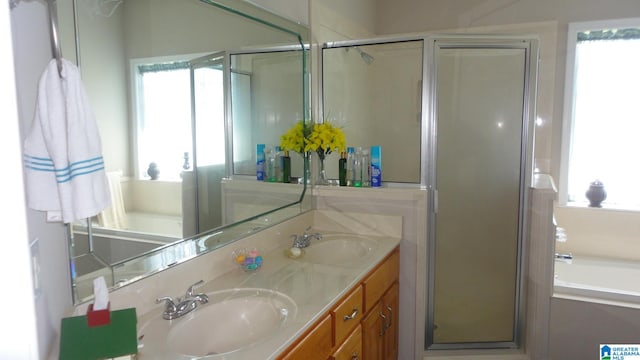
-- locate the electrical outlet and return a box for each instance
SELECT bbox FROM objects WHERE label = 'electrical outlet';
[30,238,41,299]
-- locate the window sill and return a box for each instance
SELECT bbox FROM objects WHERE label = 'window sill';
[139,178,183,183]
[557,202,640,214]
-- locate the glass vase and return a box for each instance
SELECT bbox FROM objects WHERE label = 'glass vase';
[317,155,329,185]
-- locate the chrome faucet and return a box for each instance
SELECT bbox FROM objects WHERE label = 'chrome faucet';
[291,226,322,248]
[156,280,209,320]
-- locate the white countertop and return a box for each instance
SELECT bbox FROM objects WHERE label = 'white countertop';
[136,233,400,359]
[50,210,402,360]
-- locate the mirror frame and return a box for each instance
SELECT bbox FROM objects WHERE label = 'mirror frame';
[61,0,311,304]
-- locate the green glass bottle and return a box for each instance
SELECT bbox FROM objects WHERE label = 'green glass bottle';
[339,151,347,186]
[282,151,291,183]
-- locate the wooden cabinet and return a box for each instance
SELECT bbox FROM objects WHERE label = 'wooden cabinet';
[331,325,362,360]
[363,250,399,313]
[362,304,384,358]
[382,283,399,360]
[362,281,398,360]
[333,284,363,346]
[278,247,399,360]
[280,314,333,360]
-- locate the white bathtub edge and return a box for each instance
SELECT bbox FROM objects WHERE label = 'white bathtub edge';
[553,286,640,310]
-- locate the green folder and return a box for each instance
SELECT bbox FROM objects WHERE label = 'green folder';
[59,308,137,360]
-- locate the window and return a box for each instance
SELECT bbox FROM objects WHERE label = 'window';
[133,59,226,180]
[192,65,226,168]
[561,19,640,209]
[135,61,192,180]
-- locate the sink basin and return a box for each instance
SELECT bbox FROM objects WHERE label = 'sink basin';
[138,288,296,358]
[299,235,377,266]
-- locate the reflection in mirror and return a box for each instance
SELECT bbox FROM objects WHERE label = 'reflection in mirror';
[322,41,423,183]
[58,0,310,303]
[190,48,307,233]
[231,50,307,179]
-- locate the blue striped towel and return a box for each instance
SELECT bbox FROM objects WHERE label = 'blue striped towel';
[23,58,110,223]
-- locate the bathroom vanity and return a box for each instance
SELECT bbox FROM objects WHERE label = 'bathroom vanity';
[52,210,401,359]
[279,248,399,360]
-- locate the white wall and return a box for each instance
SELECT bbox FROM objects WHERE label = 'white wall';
[550,297,640,360]
[374,0,640,187]
[247,0,309,25]
[9,1,73,359]
[311,0,376,42]
[75,0,130,176]
[1,2,39,359]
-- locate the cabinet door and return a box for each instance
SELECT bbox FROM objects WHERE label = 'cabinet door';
[382,282,399,360]
[280,314,333,360]
[362,302,384,360]
[331,324,362,360]
[333,285,363,346]
[363,250,399,313]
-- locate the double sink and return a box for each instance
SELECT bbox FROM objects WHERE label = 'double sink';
[137,234,378,358]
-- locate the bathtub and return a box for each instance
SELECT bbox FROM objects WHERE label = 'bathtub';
[554,255,640,305]
[74,211,183,241]
[72,212,183,275]
[112,211,183,238]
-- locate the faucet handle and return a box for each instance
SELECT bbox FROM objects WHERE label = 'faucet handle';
[156,296,177,312]
[185,280,205,298]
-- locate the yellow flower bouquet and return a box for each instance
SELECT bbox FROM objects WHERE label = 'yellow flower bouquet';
[280,120,346,160]
[305,122,346,160]
[280,120,346,184]
[279,120,309,155]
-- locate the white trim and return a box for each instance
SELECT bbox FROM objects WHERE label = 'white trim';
[558,17,640,205]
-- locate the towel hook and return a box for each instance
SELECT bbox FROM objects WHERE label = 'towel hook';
[47,0,63,77]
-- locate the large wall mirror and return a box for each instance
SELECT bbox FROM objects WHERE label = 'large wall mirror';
[57,0,310,303]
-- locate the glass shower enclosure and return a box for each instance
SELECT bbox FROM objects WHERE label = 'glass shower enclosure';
[322,35,538,351]
[426,37,537,349]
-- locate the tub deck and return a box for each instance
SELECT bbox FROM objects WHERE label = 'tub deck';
[554,255,640,305]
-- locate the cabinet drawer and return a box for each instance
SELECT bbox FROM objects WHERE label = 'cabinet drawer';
[332,285,363,345]
[362,249,399,313]
[280,314,333,360]
[331,324,362,360]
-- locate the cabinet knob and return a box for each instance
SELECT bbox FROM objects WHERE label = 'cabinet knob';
[351,352,359,360]
[343,308,359,321]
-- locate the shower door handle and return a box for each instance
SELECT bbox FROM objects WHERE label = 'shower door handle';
[431,189,439,214]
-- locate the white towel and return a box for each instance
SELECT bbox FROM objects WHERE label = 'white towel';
[97,171,128,229]
[23,58,110,223]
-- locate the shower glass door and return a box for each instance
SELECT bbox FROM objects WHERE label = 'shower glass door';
[426,38,537,349]
[190,53,227,235]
